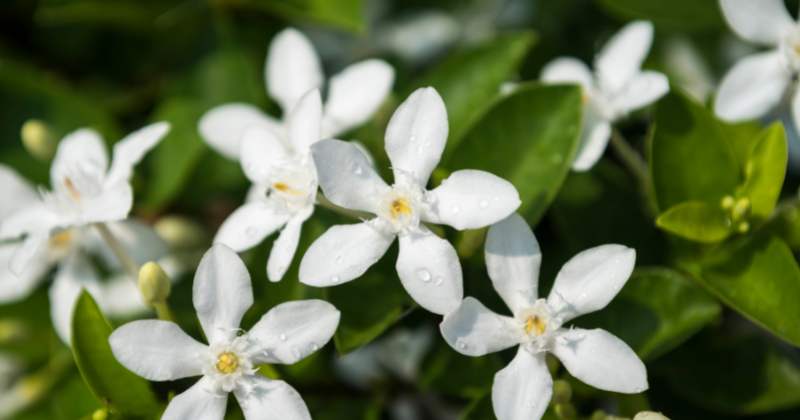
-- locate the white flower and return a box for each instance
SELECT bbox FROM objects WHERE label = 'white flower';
[541,21,669,172]
[715,0,800,130]
[199,27,395,161]
[212,89,322,282]
[439,214,647,420]
[298,87,521,315]
[109,244,340,420]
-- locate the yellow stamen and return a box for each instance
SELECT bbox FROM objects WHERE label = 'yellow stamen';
[64,178,81,201]
[215,352,239,374]
[525,316,546,336]
[272,182,304,196]
[389,198,412,219]
[49,230,73,249]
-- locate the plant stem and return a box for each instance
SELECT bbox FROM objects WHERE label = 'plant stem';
[315,193,372,220]
[609,130,659,216]
[152,302,175,322]
[93,223,139,279]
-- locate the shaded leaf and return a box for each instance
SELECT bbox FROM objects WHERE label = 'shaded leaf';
[738,123,788,220]
[656,201,731,243]
[596,0,723,31]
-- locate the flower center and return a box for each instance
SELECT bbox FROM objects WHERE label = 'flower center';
[215,352,240,374]
[524,315,547,336]
[49,230,73,250]
[389,197,412,219]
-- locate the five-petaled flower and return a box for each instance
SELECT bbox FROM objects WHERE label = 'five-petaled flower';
[298,87,521,315]
[110,244,340,420]
[440,214,647,420]
[541,20,669,172]
[714,0,800,131]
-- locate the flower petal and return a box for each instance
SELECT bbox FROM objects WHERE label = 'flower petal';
[424,170,520,230]
[439,297,520,356]
[49,253,103,344]
[109,320,208,381]
[162,377,228,420]
[485,213,541,315]
[385,87,449,186]
[234,376,311,420]
[396,230,462,315]
[551,328,648,393]
[0,242,49,304]
[90,220,169,270]
[613,71,669,114]
[546,244,636,322]
[267,208,312,282]
[323,59,395,137]
[299,221,394,287]
[10,231,49,276]
[50,128,108,189]
[106,122,170,185]
[193,244,254,344]
[199,103,282,160]
[540,57,594,89]
[0,203,57,241]
[248,299,340,365]
[77,181,134,224]
[492,348,552,420]
[214,202,290,252]
[311,139,389,213]
[0,165,38,219]
[287,89,323,153]
[98,273,148,317]
[714,51,790,122]
[595,21,653,94]
[240,125,291,185]
[266,28,323,112]
[719,0,793,45]
[572,110,611,172]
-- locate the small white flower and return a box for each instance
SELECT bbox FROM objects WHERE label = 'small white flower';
[199,27,395,161]
[439,214,647,420]
[541,20,669,172]
[109,244,340,420]
[298,87,521,315]
[715,0,800,131]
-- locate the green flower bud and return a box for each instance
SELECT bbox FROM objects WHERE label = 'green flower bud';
[138,262,171,305]
[633,411,670,420]
[720,195,735,210]
[731,197,751,221]
[20,120,55,161]
[92,408,109,420]
[552,379,572,404]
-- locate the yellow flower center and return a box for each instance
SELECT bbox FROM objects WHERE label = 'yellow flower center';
[49,230,73,250]
[272,181,305,196]
[525,315,546,336]
[215,352,239,374]
[389,198,412,219]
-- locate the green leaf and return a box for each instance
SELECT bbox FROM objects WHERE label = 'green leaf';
[446,83,582,225]
[595,0,723,31]
[656,201,731,243]
[71,291,160,417]
[419,341,504,399]
[738,123,788,220]
[413,32,536,153]
[242,0,365,33]
[650,90,741,210]
[684,233,800,346]
[578,267,721,360]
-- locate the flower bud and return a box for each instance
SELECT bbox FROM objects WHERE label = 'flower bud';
[138,261,171,305]
[737,221,750,234]
[720,195,735,210]
[731,197,751,221]
[92,408,108,420]
[20,119,55,161]
[633,411,670,420]
[552,379,572,404]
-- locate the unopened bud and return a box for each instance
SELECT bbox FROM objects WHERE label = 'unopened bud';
[92,408,108,420]
[720,195,735,210]
[138,262,171,305]
[737,221,750,234]
[20,120,55,161]
[552,379,572,404]
[634,411,670,420]
[554,402,576,419]
[731,197,751,221]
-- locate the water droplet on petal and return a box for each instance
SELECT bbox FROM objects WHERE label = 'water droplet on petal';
[354,166,363,175]
[492,196,500,202]
[292,347,301,359]
[434,276,444,286]
[245,227,259,237]
[456,339,467,350]
[479,200,489,209]
[279,334,287,342]
[311,343,319,352]
[416,268,432,282]
[409,135,417,143]
[335,255,343,263]
[330,275,340,284]
[451,205,460,214]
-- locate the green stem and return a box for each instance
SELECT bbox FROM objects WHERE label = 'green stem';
[609,130,659,216]
[152,302,176,322]
[93,223,139,279]
[315,193,372,220]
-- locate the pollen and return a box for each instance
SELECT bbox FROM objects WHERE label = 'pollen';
[389,198,412,219]
[272,182,303,196]
[64,177,81,201]
[49,230,73,249]
[525,315,546,336]
[215,352,240,374]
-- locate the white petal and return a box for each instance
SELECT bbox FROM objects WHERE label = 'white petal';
[240,125,291,184]
[385,87,449,186]
[439,297,520,356]
[234,376,311,420]
[613,71,669,114]
[10,231,49,276]
[267,208,312,282]
[214,202,290,252]
[98,274,148,317]
[199,103,282,160]
[106,122,170,185]
[0,242,49,304]
[266,28,323,112]
[0,204,56,241]
[193,244,253,344]
[546,245,636,322]
[49,253,102,344]
[424,170,520,230]
[50,128,108,189]
[311,139,389,213]
[90,220,168,270]
[572,111,611,172]
[540,57,594,89]
[793,88,800,137]
[0,165,38,218]
[720,0,794,45]
[248,299,340,365]
[595,21,653,94]
[77,181,133,224]
[485,214,541,315]
[492,348,552,420]
[551,328,648,393]
[109,320,208,381]
[287,89,323,153]
[396,230,462,315]
[323,59,395,137]
[162,377,228,420]
[714,51,790,122]
[299,221,394,287]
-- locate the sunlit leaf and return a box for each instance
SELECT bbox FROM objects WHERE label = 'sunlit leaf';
[656,201,731,243]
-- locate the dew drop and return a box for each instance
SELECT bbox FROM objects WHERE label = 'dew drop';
[434,276,444,286]
[492,196,500,202]
[311,343,319,352]
[479,200,489,209]
[451,205,461,214]
[279,334,287,342]
[456,339,467,350]
[353,166,363,175]
[416,268,432,282]
[330,275,340,284]
[409,135,417,143]
[335,254,343,263]
[291,347,301,359]
[245,227,259,237]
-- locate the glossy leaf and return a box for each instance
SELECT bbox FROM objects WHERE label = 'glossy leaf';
[596,0,723,31]
[446,83,582,224]
[738,123,788,220]
[656,201,731,243]
[70,291,161,417]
